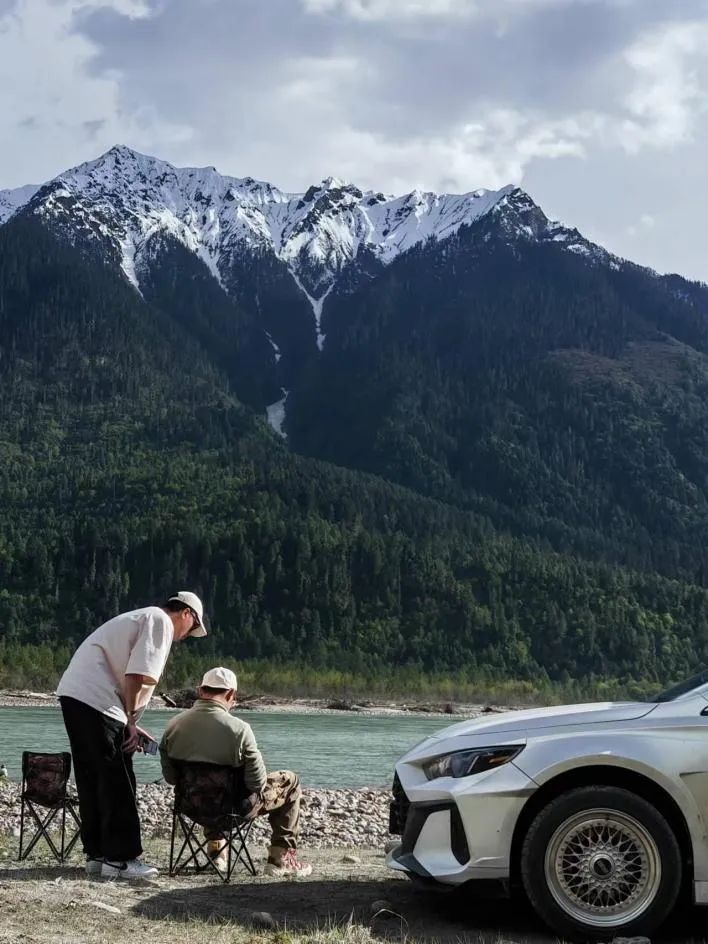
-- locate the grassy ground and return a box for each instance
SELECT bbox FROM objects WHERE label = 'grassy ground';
[1,836,706,944]
[0,836,552,944]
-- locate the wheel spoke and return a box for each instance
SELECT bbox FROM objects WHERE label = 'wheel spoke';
[544,808,661,927]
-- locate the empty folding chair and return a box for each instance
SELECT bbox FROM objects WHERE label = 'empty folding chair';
[169,761,257,882]
[18,751,81,863]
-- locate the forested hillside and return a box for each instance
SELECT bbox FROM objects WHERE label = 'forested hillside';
[2,213,708,696]
[289,225,708,582]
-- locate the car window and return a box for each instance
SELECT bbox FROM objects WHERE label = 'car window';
[653,668,708,702]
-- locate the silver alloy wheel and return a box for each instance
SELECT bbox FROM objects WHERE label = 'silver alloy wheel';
[544,808,662,928]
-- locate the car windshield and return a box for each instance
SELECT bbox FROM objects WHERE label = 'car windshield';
[653,668,708,702]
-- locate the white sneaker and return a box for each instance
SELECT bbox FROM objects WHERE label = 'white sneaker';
[85,858,103,876]
[101,859,158,880]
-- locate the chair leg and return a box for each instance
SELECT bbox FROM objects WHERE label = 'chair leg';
[19,804,63,862]
[228,821,257,878]
[192,830,227,881]
[169,811,177,875]
[225,835,232,884]
[241,837,257,876]
[171,814,202,874]
[19,797,25,860]
[64,803,82,858]
[171,814,256,883]
[170,816,193,874]
[60,802,66,863]
[172,816,208,876]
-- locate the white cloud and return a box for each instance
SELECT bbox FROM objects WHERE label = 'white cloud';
[626,212,656,238]
[289,106,602,193]
[279,54,369,106]
[619,20,708,152]
[301,0,475,20]
[0,0,188,187]
[301,0,609,23]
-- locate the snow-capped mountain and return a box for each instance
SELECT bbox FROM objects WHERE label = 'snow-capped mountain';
[0,146,597,349]
[0,182,39,225]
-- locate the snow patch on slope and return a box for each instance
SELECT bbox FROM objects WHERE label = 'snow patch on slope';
[290,271,335,349]
[266,389,289,437]
[265,331,282,363]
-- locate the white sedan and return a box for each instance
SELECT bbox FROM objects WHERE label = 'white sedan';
[387,671,708,940]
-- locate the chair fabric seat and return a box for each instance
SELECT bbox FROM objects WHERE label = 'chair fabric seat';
[19,751,81,863]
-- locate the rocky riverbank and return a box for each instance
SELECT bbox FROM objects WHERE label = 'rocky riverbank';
[0,688,512,718]
[0,781,391,849]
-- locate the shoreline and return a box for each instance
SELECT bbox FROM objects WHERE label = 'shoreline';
[0,781,392,848]
[0,689,513,718]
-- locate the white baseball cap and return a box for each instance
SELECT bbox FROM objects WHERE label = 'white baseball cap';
[168,591,208,637]
[201,666,238,690]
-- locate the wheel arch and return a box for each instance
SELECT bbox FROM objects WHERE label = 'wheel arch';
[509,765,693,891]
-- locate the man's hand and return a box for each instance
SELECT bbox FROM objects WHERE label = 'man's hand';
[123,723,155,754]
[123,722,140,753]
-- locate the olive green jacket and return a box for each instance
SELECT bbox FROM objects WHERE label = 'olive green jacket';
[159,699,267,793]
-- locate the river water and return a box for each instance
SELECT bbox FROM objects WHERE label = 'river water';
[0,707,454,788]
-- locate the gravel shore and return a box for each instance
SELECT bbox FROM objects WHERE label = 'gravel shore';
[0,780,392,849]
[0,689,510,719]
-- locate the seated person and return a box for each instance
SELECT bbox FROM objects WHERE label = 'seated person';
[159,666,312,877]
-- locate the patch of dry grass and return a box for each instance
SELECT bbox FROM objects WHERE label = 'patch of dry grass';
[0,839,409,944]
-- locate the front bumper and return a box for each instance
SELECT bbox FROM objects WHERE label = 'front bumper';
[387,763,535,885]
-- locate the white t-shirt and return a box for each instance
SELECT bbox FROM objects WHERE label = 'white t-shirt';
[57,607,174,722]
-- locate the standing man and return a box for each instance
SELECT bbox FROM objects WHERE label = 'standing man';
[57,591,207,879]
[160,667,312,877]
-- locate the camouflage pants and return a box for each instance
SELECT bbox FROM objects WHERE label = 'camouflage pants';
[206,770,301,852]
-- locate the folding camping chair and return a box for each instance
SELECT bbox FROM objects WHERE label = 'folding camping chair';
[169,761,257,882]
[18,751,81,863]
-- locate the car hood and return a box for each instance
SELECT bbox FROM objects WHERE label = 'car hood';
[428,701,657,739]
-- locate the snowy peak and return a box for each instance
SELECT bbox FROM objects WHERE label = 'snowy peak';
[0,183,40,225]
[0,147,544,292]
[0,146,595,315]
[62,145,291,209]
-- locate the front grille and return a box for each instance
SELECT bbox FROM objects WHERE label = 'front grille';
[389,772,410,835]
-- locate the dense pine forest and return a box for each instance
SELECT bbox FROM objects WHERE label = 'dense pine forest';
[3,210,708,698]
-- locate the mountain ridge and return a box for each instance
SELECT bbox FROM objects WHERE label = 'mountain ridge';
[0,145,602,317]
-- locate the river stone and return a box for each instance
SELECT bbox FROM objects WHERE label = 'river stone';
[251,911,276,929]
[342,854,360,864]
[0,781,392,849]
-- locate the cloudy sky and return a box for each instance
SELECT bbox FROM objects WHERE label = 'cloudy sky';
[1,0,707,279]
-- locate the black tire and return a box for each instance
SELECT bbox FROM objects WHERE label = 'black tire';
[520,785,682,941]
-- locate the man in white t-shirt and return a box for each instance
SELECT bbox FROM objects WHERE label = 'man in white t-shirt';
[57,591,208,880]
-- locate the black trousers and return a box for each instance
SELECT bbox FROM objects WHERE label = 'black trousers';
[59,696,142,862]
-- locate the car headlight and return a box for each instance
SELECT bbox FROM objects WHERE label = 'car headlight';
[423,745,523,781]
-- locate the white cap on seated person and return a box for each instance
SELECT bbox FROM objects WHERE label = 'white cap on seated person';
[201,667,237,689]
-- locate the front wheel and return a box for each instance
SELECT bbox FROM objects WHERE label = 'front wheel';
[521,785,682,941]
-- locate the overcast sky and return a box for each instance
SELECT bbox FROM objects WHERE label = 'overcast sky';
[1,0,707,279]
